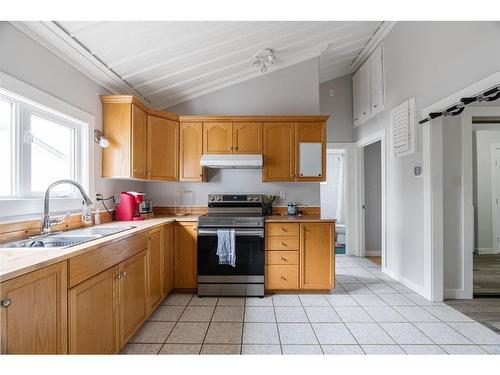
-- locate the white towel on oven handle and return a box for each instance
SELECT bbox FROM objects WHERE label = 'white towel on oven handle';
[216,229,236,267]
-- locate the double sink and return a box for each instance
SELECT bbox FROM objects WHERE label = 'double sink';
[0,226,135,249]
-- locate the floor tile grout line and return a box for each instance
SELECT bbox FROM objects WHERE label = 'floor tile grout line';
[240,297,246,354]
[200,296,219,351]
[157,293,194,354]
[272,294,284,355]
[298,294,324,354]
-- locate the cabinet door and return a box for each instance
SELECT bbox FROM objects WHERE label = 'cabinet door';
[174,222,197,289]
[357,61,371,122]
[132,104,147,179]
[118,250,148,348]
[148,227,164,311]
[262,122,296,182]
[163,223,174,295]
[370,45,384,113]
[300,223,334,289]
[296,122,326,182]
[352,70,360,124]
[203,123,233,154]
[68,266,119,354]
[0,262,67,354]
[233,123,262,154]
[147,115,179,181]
[180,122,204,181]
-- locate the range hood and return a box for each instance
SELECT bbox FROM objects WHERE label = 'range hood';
[200,154,263,169]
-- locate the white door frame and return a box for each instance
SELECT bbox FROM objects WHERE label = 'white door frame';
[324,143,357,256]
[421,69,500,300]
[355,129,386,266]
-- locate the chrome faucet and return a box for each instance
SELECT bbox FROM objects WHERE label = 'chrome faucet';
[41,179,94,235]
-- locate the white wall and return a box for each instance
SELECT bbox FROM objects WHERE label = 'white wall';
[353,21,500,291]
[0,22,144,215]
[364,141,381,254]
[150,58,323,207]
[320,74,354,143]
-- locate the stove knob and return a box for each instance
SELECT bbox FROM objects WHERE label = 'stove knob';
[210,196,215,201]
[216,196,222,201]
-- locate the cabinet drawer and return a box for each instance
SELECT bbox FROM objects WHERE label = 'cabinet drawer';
[265,236,299,251]
[266,223,299,236]
[265,251,298,265]
[265,265,298,289]
[69,233,148,288]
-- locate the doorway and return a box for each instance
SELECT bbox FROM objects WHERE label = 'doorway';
[473,127,500,296]
[363,141,382,265]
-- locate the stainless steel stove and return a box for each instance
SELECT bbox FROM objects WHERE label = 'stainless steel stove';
[197,194,265,297]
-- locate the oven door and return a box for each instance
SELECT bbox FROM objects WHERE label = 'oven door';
[197,228,264,277]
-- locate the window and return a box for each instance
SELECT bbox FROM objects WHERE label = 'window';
[0,88,87,200]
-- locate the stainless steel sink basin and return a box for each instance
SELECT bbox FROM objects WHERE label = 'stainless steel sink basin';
[0,226,135,249]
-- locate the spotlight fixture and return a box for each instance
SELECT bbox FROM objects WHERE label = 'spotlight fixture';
[252,48,277,73]
[94,129,110,148]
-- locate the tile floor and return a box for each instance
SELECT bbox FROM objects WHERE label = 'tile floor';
[121,255,500,355]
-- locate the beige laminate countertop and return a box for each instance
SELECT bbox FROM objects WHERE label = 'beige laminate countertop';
[265,215,336,223]
[0,216,199,283]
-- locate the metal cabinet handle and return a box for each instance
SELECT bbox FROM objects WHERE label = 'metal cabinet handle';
[280,256,287,261]
[373,104,378,108]
[362,112,367,115]
[115,273,122,279]
[281,227,287,232]
[280,276,286,280]
[122,271,127,277]
[281,242,287,246]
[1,298,12,308]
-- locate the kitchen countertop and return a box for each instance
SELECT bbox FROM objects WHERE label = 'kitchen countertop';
[265,215,336,223]
[0,216,198,283]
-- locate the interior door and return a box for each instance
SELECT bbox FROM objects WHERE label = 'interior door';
[147,115,179,181]
[203,123,233,154]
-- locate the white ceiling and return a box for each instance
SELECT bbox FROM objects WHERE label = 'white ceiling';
[14,21,390,109]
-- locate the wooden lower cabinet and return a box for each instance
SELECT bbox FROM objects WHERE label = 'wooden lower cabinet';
[148,227,164,311]
[163,223,174,295]
[265,265,299,289]
[300,223,334,289]
[118,250,148,348]
[0,262,67,354]
[68,266,119,354]
[174,222,197,289]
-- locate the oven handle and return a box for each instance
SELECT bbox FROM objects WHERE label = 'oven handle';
[197,228,264,237]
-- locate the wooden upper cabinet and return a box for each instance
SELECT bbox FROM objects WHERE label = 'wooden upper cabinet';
[0,262,67,354]
[233,123,262,154]
[118,250,148,348]
[300,223,334,289]
[68,266,119,354]
[262,122,296,182]
[296,122,326,182]
[174,222,197,289]
[131,104,148,179]
[180,122,204,181]
[203,122,233,154]
[147,115,179,181]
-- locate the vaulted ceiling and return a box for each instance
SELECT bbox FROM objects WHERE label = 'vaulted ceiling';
[13,21,392,109]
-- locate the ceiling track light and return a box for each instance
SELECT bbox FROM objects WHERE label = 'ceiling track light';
[252,48,277,73]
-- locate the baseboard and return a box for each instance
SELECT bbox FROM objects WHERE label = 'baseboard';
[474,247,499,255]
[365,250,381,256]
[444,288,472,299]
[382,266,427,297]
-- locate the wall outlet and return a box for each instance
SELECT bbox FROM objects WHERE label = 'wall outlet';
[279,191,286,200]
[329,88,335,97]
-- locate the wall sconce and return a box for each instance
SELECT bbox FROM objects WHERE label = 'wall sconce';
[94,129,109,148]
[252,48,277,73]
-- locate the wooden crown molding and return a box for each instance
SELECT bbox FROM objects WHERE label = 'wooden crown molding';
[100,95,179,121]
[179,115,330,122]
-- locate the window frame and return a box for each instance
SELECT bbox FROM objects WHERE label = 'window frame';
[0,71,94,219]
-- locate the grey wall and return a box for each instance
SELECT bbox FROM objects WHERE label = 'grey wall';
[364,141,381,254]
[167,58,320,115]
[353,21,500,289]
[320,74,354,143]
[151,58,323,207]
[0,22,144,214]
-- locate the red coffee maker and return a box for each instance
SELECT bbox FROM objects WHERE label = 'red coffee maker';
[115,192,146,221]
